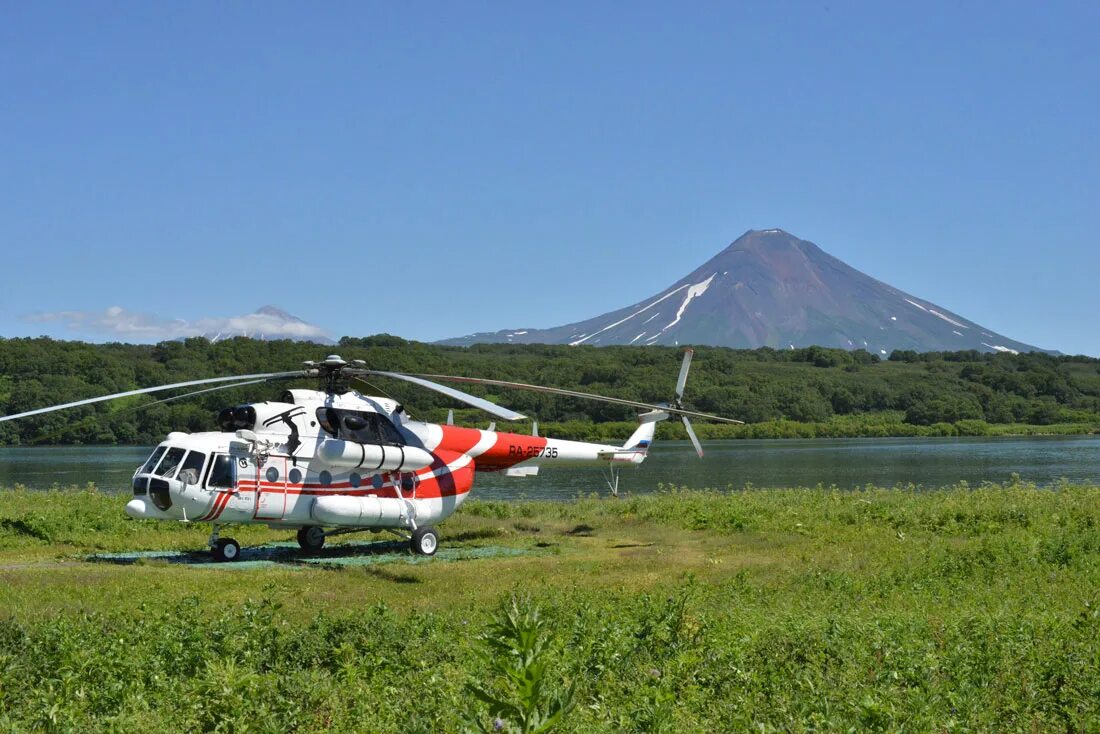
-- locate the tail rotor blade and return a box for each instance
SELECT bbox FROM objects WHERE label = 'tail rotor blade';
[675,348,694,401]
[682,416,704,458]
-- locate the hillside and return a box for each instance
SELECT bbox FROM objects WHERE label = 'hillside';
[0,337,1097,445]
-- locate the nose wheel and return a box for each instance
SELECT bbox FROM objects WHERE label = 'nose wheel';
[207,524,241,562]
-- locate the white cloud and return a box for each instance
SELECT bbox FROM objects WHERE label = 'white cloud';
[24,305,331,343]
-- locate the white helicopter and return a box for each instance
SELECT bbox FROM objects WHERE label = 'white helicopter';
[0,350,738,561]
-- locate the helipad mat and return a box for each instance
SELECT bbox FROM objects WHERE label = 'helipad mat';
[89,541,533,570]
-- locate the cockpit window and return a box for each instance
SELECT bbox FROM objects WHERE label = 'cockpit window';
[154,447,186,478]
[178,451,206,485]
[140,446,167,473]
[206,454,236,489]
[317,407,336,435]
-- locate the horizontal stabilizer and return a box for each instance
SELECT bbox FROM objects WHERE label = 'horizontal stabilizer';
[597,449,648,464]
[503,466,540,477]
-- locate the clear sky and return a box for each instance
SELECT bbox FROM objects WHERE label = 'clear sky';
[2,2,1097,354]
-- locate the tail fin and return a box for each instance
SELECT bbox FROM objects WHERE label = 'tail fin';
[623,408,670,453]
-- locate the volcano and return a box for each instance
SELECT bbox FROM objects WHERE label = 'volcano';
[199,306,334,345]
[441,229,1048,355]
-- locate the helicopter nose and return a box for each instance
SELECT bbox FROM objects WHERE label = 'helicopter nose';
[125,498,150,519]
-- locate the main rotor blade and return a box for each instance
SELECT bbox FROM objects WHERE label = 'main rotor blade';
[675,349,694,400]
[143,378,272,407]
[0,371,309,423]
[352,371,527,421]
[381,372,743,424]
[682,416,704,458]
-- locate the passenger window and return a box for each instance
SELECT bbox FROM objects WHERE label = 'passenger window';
[206,454,236,489]
[178,451,206,484]
[154,447,186,478]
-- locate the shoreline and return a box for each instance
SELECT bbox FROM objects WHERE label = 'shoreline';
[1,421,1097,448]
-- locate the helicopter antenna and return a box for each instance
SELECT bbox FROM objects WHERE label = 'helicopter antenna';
[349,375,401,405]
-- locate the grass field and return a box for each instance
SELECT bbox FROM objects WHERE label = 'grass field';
[1,482,1098,732]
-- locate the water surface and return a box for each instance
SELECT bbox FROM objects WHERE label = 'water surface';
[2,436,1096,501]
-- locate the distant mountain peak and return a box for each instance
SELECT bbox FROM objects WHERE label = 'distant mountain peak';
[255,305,298,319]
[730,228,810,250]
[199,306,334,345]
[24,304,335,346]
[440,229,1052,354]
[740,227,793,240]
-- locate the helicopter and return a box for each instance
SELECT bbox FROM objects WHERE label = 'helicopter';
[0,349,739,561]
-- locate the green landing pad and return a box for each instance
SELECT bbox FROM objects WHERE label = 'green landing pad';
[89,541,533,570]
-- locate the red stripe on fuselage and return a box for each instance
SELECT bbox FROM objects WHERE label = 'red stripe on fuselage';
[209,491,232,520]
[198,490,232,521]
[435,426,485,455]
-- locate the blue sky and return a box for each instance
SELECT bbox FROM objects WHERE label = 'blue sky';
[2,2,1097,354]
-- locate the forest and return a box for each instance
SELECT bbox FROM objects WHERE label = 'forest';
[0,335,1098,445]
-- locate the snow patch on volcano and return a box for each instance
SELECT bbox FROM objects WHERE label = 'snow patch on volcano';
[659,274,716,334]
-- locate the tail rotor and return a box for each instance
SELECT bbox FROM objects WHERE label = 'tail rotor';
[673,349,704,458]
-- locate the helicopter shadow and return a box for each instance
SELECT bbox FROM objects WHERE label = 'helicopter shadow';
[87,540,530,570]
[91,540,415,569]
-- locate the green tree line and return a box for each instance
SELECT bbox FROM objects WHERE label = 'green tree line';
[1,335,1098,445]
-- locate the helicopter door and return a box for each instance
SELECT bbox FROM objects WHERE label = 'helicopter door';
[254,457,288,521]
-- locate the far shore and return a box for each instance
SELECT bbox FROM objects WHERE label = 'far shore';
[1,418,1098,449]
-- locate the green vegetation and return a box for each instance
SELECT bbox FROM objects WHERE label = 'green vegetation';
[1,336,1099,445]
[1,482,1098,731]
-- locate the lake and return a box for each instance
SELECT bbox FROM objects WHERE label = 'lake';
[1,435,1097,500]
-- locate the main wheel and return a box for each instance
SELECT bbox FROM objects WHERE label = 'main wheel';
[410,526,439,556]
[296,526,326,552]
[213,538,241,562]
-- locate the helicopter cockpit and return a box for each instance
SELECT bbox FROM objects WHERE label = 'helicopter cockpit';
[131,441,236,512]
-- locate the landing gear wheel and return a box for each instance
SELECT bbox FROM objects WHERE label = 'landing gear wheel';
[297,526,326,552]
[213,538,241,562]
[410,526,439,556]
